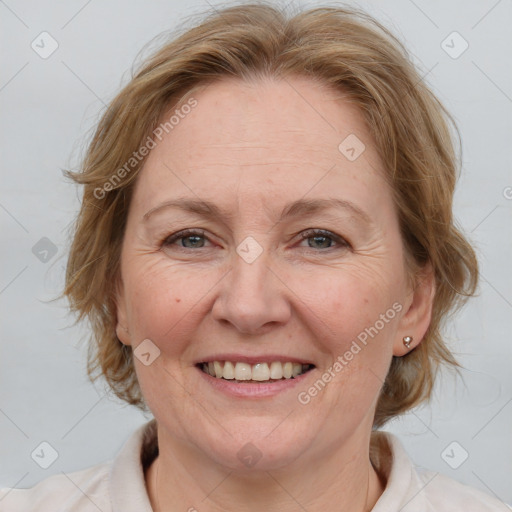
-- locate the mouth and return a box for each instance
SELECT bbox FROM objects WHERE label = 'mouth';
[196,360,315,383]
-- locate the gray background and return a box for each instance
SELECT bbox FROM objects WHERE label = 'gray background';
[1,0,511,506]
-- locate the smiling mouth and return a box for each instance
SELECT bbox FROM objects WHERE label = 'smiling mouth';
[198,361,315,382]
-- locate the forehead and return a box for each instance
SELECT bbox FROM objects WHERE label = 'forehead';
[133,76,390,218]
[165,76,374,161]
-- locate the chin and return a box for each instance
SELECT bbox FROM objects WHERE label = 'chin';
[193,417,315,472]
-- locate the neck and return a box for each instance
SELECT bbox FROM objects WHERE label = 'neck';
[145,426,386,512]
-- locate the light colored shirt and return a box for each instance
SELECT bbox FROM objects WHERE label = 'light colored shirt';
[0,419,508,511]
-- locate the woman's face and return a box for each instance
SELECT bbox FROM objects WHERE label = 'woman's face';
[115,76,433,470]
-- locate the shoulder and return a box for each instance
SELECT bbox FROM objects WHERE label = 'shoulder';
[0,419,157,512]
[0,462,112,512]
[371,431,510,512]
[416,468,511,511]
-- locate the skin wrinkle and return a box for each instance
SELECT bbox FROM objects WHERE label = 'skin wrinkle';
[114,76,435,512]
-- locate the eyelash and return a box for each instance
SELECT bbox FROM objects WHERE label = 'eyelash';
[161,228,350,252]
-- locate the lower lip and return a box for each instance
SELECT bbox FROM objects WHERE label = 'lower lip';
[196,366,314,398]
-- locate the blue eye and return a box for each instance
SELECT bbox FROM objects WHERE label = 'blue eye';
[298,229,349,250]
[162,228,350,251]
[163,229,209,249]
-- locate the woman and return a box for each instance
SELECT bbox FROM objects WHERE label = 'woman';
[0,3,507,511]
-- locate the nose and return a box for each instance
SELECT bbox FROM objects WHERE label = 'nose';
[211,244,291,335]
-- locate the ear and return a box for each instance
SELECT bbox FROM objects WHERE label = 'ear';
[114,275,132,346]
[393,261,435,356]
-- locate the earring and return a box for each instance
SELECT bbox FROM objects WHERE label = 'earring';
[403,336,413,349]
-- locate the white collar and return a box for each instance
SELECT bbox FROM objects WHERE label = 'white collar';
[109,419,156,511]
[107,420,423,511]
[106,419,504,511]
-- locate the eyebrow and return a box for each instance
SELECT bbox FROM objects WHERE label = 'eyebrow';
[142,197,372,225]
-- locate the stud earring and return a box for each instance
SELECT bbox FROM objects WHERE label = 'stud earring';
[403,335,413,349]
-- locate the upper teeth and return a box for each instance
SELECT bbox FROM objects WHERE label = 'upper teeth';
[201,361,311,381]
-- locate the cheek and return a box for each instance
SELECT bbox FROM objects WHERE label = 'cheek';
[123,255,227,352]
[295,260,402,348]
[294,271,399,415]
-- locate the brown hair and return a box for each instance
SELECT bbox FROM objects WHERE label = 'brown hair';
[63,1,478,428]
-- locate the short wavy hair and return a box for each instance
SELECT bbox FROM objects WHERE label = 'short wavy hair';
[63,1,478,428]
